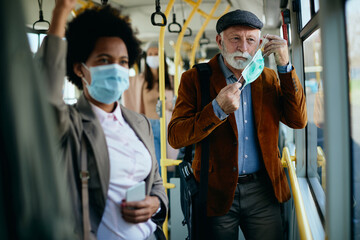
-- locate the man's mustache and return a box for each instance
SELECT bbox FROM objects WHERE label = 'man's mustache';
[231,51,252,61]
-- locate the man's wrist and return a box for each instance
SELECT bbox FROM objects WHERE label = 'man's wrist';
[277,62,293,73]
[212,99,228,120]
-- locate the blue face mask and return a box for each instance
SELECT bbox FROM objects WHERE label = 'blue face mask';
[82,63,129,104]
[239,49,264,90]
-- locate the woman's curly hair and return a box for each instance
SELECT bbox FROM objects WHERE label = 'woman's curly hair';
[66,6,141,89]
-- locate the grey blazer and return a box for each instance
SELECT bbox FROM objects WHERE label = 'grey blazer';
[37,35,168,238]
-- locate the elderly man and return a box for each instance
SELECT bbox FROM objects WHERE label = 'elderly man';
[168,9,307,240]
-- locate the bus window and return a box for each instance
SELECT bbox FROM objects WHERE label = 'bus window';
[26,32,79,104]
[345,0,360,238]
[314,0,320,12]
[303,29,324,189]
[27,32,46,54]
[300,0,311,28]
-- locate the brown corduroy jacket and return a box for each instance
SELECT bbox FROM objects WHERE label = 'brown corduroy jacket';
[168,54,307,217]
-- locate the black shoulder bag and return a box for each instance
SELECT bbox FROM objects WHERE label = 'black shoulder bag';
[179,63,212,240]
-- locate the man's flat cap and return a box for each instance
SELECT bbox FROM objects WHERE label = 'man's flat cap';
[216,9,263,34]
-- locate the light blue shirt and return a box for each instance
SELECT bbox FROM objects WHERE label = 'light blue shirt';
[212,56,292,175]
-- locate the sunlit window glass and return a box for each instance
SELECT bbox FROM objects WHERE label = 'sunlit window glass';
[314,0,320,12]
[301,0,311,28]
[345,0,360,238]
[27,33,46,54]
[26,32,79,103]
[303,29,325,190]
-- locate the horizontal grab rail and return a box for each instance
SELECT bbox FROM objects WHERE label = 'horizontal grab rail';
[317,146,326,190]
[282,147,313,240]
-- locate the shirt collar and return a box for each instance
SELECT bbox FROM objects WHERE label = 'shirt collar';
[89,101,126,125]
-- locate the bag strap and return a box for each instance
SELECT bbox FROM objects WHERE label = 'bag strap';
[194,63,212,239]
[196,63,212,109]
[80,135,91,240]
[183,63,212,164]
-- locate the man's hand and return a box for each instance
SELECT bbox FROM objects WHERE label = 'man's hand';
[215,82,242,115]
[263,34,289,66]
[121,196,160,223]
[48,0,77,37]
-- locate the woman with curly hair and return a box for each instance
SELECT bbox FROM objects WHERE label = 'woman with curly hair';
[37,0,168,239]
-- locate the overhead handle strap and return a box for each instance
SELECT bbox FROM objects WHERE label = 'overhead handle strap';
[168,9,182,33]
[180,1,192,37]
[199,32,210,45]
[151,0,167,27]
[183,20,192,37]
[33,0,50,31]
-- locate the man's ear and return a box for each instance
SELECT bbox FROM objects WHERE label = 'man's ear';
[216,34,222,50]
[73,63,84,78]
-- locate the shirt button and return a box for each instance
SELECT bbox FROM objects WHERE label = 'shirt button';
[242,170,246,174]
[244,120,248,123]
[233,167,237,172]
[245,137,248,140]
[244,102,247,105]
[245,155,248,158]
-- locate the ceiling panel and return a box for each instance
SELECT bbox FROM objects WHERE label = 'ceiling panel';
[21,0,282,57]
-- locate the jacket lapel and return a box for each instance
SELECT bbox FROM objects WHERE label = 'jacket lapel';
[208,54,238,138]
[251,74,263,131]
[120,105,152,153]
[76,94,110,200]
[208,55,227,95]
[120,106,157,191]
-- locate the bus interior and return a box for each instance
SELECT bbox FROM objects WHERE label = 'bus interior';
[1,0,359,239]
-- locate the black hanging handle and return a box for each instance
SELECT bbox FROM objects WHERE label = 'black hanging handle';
[184,28,192,37]
[151,0,167,27]
[199,33,210,45]
[183,20,192,37]
[168,12,182,33]
[33,10,50,30]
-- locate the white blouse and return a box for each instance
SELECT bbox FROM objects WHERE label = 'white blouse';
[91,102,156,240]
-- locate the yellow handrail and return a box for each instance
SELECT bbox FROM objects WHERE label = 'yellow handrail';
[157,1,178,238]
[183,0,229,19]
[173,0,202,96]
[71,0,95,17]
[189,3,230,67]
[189,0,222,68]
[281,147,313,240]
[317,146,326,190]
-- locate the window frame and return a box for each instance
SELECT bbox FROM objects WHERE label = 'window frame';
[320,0,352,239]
[294,0,352,238]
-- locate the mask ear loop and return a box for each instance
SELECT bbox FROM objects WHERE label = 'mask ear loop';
[260,34,269,58]
[81,63,91,86]
[237,34,269,90]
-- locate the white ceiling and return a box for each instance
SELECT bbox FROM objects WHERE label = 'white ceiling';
[21,0,282,56]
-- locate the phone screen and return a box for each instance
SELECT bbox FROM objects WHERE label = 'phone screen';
[126,181,145,202]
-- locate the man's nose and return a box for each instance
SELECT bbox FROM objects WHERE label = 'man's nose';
[236,40,248,53]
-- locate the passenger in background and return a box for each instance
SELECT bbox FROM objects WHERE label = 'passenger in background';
[168,9,307,240]
[123,42,178,174]
[37,0,167,239]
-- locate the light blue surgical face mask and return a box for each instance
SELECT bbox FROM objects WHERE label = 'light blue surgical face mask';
[82,63,129,104]
[238,48,264,91]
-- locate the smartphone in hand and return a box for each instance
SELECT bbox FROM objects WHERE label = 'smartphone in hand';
[126,181,145,202]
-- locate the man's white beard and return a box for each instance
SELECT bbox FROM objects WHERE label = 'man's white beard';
[221,42,252,70]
